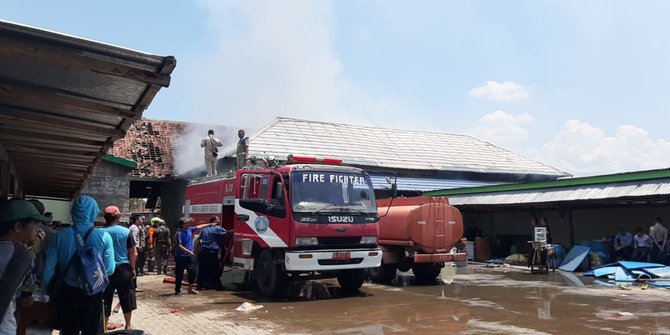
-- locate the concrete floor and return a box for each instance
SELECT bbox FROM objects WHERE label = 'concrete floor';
[100,264,670,335]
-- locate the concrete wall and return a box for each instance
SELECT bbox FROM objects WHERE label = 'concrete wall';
[462,205,670,257]
[160,179,188,229]
[80,160,131,214]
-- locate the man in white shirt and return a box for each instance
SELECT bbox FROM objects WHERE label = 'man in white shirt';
[650,217,668,263]
[201,129,223,176]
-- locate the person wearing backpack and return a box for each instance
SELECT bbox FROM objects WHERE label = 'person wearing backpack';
[43,196,115,335]
[0,199,46,335]
[100,206,138,331]
[152,219,171,275]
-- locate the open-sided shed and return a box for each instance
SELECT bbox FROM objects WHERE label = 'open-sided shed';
[0,20,175,199]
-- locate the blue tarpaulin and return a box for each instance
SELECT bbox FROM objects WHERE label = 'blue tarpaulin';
[559,245,591,272]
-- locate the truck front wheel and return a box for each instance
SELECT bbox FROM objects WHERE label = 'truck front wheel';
[367,261,398,283]
[412,263,442,283]
[337,269,366,293]
[254,249,288,297]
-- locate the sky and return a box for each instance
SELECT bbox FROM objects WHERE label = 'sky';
[3,0,670,177]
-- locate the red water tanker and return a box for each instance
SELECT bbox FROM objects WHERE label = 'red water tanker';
[368,196,467,283]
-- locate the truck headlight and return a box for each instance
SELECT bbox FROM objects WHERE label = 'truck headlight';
[360,236,377,244]
[296,237,319,246]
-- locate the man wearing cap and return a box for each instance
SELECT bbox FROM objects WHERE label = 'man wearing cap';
[0,199,45,335]
[100,206,138,331]
[43,195,115,335]
[173,218,215,295]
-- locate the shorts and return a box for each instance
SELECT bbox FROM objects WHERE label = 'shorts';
[103,263,137,316]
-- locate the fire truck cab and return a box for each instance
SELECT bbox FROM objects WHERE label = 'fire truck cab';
[183,157,382,296]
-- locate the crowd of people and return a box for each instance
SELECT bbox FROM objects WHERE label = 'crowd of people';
[613,217,669,263]
[0,195,232,335]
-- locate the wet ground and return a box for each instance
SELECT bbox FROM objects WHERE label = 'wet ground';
[131,264,670,335]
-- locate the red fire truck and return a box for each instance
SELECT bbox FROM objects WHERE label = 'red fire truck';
[183,156,382,296]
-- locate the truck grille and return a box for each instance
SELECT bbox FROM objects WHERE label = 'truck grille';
[318,237,362,248]
[318,258,364,266]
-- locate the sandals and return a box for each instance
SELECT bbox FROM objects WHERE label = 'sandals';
[107,322,124,330]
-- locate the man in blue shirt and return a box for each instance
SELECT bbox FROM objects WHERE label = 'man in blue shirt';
[173,218,214,295]
[632,226,652,262]
[196,216,233,291]
[613,226,634,261]
[100,206,138,331]
[43,196,115,335]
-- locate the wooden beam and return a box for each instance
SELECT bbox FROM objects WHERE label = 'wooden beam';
[4,144,100,156]
[16,167,85,178]
[2,141,100,153]
[0,106,122,137]
[0,36,172,87]
[10,152,95,164]
[0,138,101,152]
[9,160,89,170]
[0,80,139,119]
[0,128,105,147]
[0,124,110,142]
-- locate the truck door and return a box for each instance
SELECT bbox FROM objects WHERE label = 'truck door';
[236,172,289,248]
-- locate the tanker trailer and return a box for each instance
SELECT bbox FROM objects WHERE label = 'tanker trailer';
[368,196,467,283]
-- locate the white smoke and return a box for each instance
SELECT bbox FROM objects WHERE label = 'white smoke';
[173,123,243,175]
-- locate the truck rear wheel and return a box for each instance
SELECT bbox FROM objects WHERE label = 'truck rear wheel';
[367,261,398,283]
[412,263,442,283]
[337,269,366,293]
[254,249,288,297]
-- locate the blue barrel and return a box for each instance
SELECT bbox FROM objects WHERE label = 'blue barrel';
[551,244,566,267]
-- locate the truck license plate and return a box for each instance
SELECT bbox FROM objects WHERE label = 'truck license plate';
[332,252,351,261]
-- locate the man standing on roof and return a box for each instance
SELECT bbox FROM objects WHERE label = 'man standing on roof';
[201,129,223,176]
[236,129,249,170]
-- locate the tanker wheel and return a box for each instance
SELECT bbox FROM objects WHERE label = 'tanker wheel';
[367,261,398,283]
[412,263,442,283]
[337,269,366,293]
[254,249,288,297]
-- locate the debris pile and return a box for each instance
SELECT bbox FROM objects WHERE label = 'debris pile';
[585,261,670,287]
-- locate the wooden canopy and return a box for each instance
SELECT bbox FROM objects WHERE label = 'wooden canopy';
[0,20,176,199]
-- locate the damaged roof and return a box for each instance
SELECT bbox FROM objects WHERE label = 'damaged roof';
[0,20,175,198]
[221,117,570,179]
[108,119,187,179]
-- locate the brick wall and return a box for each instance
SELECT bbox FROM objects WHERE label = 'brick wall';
[81,160,131,214]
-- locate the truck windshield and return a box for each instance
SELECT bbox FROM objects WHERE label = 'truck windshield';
[291,171,377,214]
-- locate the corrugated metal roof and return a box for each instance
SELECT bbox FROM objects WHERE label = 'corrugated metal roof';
[448,179,670,206]
[221,117,569,178]
[0,20,175,199]
[369,174,501,192]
